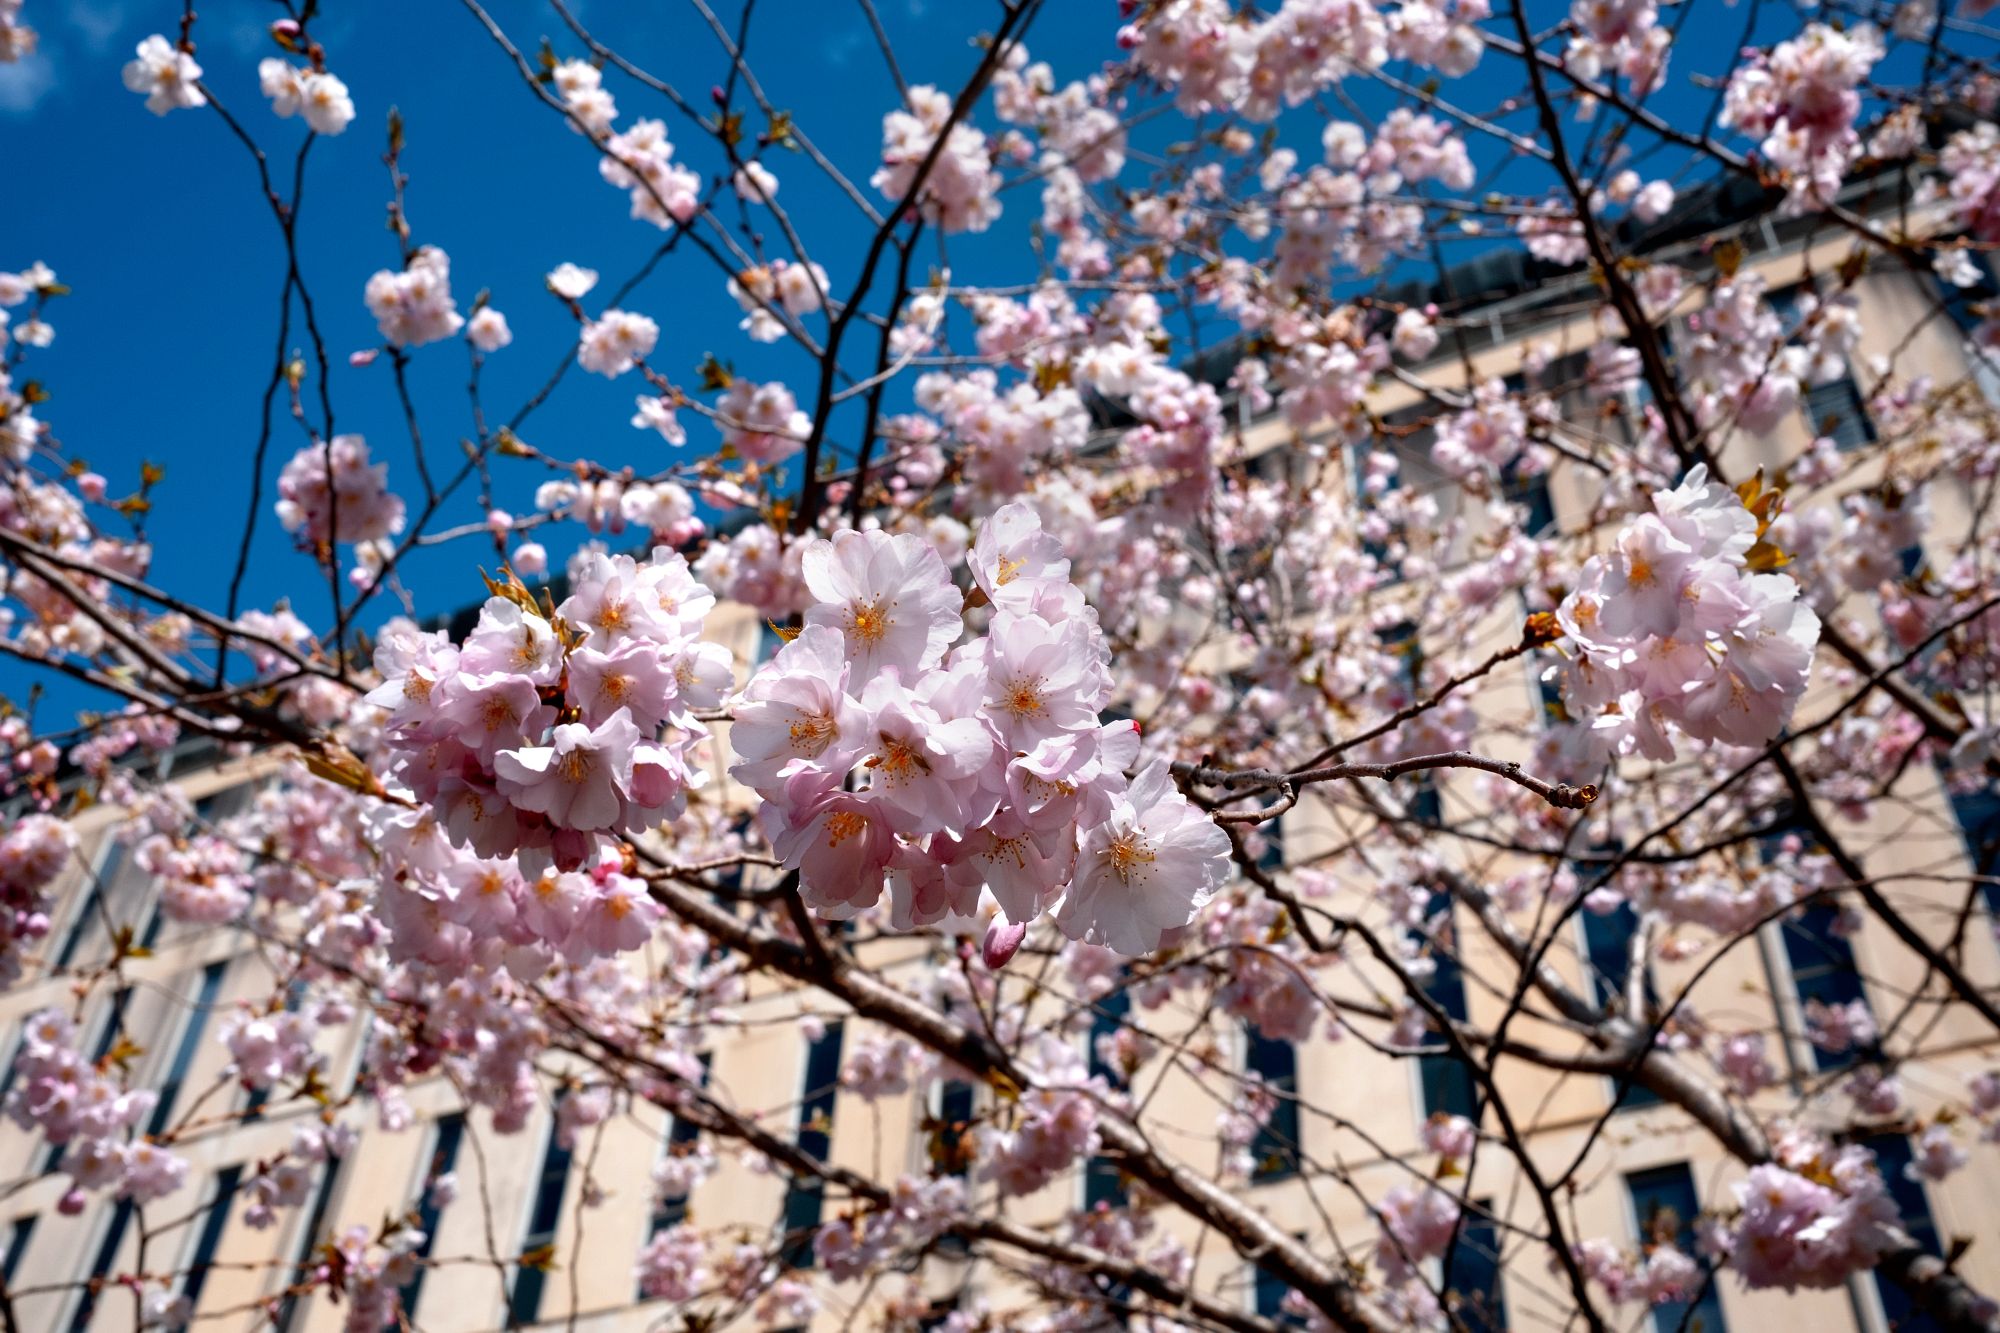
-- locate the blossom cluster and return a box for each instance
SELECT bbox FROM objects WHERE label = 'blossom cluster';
[1720,23,1882,213]
[812,1173,968,1280]
[364,246,465,348]
[274,435,406,549]
[0,813,67,984]
[370,549,722,878]
[1708,1131,1903,1291]
[732,504,1232,956]
[873,85,1003,234]
[0,0,32,63]
[601,119,702,228]
[1553,466,1820,761]
[4,1008,187,1209]
[258,57,355,135]
[122,35,204,115]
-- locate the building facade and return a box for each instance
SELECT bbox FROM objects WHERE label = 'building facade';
[3,185,1999,1333]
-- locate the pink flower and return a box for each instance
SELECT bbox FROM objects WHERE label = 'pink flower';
[569,870,662,958]
[567,643,680,731]
[1058,762,1231,956]
[981,612,1104,747]
[801,529,963,679]
[729,625,868,794]
[970,501,1072,609]
[768,793,897,918]
[1374,1184,1462,1282]
[1422,1113,1477,1163]
[853,673,995,838]
[494,714,641,832]
[577,310,659,378]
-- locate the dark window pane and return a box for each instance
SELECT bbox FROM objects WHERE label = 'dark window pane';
[1444,1202,1508,1332]
[1862,1134,1942,1333]
[507,1106,575,1327]
[1415,893,1480,1120]
[1625,1164,1727,1333]
[1247,1029,1300,1182]
[780,1023,844,1268]
[179,1165,242,1312]
[273,1153,343,1333]
[650,1056,711,1236]
[148,961,228,1139]
[1578,903,1662,1108]
[1,1216,33,1285]
[70,1198,136,1332]
[1779,903,1872,1071]
[1085,985,1132,1206]
[1945,780,2000,915]
[398,1115,466,1322]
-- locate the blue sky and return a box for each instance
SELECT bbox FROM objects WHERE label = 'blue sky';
[1,0,1112,712]
[0,0,1891,722]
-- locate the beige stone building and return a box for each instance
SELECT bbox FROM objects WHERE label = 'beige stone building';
[3,174,1998,1333]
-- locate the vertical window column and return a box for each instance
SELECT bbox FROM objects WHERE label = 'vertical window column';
[1245,1027,1301,1182]
[1413,892,1478,1121]
[650,1057,711,1235]
[177,1165,243,1314]
[1085,983,1131,1208]
[506,1102,576,1328]
[1859,1134,1943,1333]
[1624,1164,1727,1333]
[1443,1201,1508,1332]
[780,1022,844,1269]
[396,1112,467,1323]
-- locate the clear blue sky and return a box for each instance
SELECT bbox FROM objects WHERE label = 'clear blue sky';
[0,0,1891,720]
[0,0,1113,689]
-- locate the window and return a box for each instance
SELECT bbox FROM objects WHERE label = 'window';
[1778,902,1875,1071]
[1351,435,1408,582]
[1254,1257,1306,1326]
[53,840,115,970]
[245,977,311,1123]
[1860,1134,1942,1333]
[934,1079,976,1180]
[273,1152,344,1333]
[69,1199,135,1332]
[1625,1164,1727,1333]
[650,1058,711,1235]
[397,1113,466,1322]
[1932,267,2000,407]
[55,830,153,970]
[1086,985,1130,1208]
[0,1024,24,1107]
[1944,778,2000,916]
[1414,892,1478,1120]
[1379,624,1441,823]
[1253,812,1286,873]
[1444,1201,1508,1332]
[507,1104,576,1327]
[1771,286,1875,451]
[1246,1027,1301,1182]
[2,1215,35,1285]
[147,961,228,1139]
[1802,376,1876,451]
[1500,455,1555,538]
[1760,815,1877,1072]
[780,1022,844,1268]
[178,1165,242,1313]
[1577,900,1661,1109]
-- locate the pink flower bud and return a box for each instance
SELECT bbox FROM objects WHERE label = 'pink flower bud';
[981,918,1027,970]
